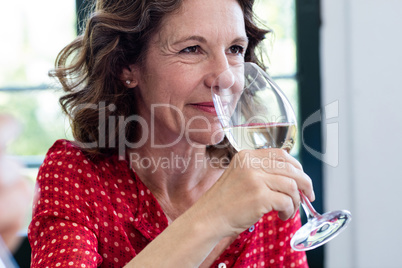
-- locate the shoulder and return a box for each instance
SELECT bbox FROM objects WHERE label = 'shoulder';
[36,139,107,193]
[37,139,135,192]
[40,139,108,173]
[32,140,107,233]
[43,139,88,161]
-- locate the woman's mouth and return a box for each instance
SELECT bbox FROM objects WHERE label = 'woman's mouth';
[190,102,217,115]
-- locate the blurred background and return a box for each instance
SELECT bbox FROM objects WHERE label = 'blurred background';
[0,0,400,267]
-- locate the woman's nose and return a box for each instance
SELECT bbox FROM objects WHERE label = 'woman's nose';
[204,55,234,91]
[210,68,236,97]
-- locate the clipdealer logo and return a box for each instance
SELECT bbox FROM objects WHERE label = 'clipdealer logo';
[71,100,341,167]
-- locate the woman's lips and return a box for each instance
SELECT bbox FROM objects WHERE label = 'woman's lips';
[190,102,217,114]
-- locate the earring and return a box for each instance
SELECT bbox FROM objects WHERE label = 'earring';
[125,80,131,85]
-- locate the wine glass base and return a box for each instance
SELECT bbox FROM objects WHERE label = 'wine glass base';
[290,210,352,251]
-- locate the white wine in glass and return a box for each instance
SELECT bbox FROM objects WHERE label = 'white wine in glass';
[211,62,351,251]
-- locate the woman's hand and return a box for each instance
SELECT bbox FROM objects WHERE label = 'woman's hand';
[196,148,315,238]
[126,149,314,268]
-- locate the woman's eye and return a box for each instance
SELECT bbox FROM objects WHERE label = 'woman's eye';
[229,45,245,56]
[180,46,200,54]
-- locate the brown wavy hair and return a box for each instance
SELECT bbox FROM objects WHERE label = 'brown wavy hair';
[51,0,270,159]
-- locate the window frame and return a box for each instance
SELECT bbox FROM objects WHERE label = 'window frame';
[296,0,324,266]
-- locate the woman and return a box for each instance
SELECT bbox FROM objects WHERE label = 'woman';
[28,0,315,267]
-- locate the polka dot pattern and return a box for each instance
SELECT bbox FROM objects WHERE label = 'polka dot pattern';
[28,140,307,267]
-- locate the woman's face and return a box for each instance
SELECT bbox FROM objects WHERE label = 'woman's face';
[133,0,248,148]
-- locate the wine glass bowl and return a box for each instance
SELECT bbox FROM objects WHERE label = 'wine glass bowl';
[212,62,297,152]
[211,62,351,251]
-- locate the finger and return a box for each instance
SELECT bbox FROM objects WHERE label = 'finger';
[263,174,300,207]
[261,160,315,202]
[270,150,315,201]
[280,150,303,171]
[265,190,296,221]
[262,148,303,171]
[237,148,301,171]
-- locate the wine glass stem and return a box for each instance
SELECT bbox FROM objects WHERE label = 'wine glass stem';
[299,190,320,220]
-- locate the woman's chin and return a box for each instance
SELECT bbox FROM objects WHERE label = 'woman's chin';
[209,132,226,146]
[185,130,225,148]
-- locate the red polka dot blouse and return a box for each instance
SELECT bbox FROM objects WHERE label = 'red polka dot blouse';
[28,140,308,267]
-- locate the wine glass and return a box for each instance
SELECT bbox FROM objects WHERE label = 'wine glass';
[211,62,352,251]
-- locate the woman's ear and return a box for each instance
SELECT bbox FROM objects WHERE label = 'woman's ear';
[121,64,139,88]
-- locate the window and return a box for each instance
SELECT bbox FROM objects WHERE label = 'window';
[0,0,76,174]
[255,0,323,266]
[2,0,300,166]
[254,0,300,154]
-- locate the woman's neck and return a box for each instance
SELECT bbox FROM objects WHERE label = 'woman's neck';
[127,139,222,221]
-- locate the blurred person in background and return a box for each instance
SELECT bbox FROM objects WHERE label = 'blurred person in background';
[0,114,32,267]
